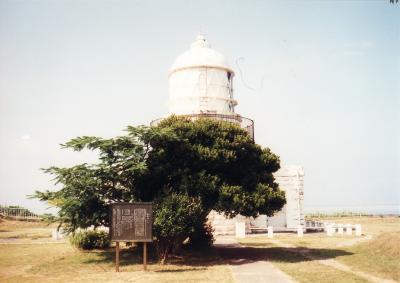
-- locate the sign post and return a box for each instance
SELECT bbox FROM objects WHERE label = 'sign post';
[110,202,153,272]
[115,241,120,272]
[143,242,147,271]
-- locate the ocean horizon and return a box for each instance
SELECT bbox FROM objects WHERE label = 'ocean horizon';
[304,204,400,215]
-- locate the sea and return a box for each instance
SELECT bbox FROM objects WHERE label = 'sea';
[304,204,400,215]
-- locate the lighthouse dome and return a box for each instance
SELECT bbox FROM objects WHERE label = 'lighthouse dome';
[169,35,234,75]
[168,35,237,116]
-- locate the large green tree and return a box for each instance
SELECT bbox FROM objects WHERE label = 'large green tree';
[33,116,285,262]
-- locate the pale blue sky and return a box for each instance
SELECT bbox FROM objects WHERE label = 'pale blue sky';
[0,0,399,214]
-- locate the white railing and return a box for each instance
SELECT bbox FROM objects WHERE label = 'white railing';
[305,220,325,230]
[0,206,41,220]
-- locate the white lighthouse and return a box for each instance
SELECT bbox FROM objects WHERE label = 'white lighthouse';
[168,34,237,115]
[154,35,305,234]
[154,35,254,139]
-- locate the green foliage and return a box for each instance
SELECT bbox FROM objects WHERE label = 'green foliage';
[31,127,152,233]
[153,193,203,262]
[188,221,215,250]
[154,194,202,238]
[69,230,110,250]
[33,116,285,262]
[144,116,285,218]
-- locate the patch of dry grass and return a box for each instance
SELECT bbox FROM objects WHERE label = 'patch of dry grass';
[337,232,400,281]
[0,219,55,241]
[0,243,233,283]
[239,216,400,282]
[272,253,369,283]
[0,219,233,283]
[371,232,400,257]
[2,217,399,282]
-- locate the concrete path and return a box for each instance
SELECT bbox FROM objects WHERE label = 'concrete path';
[214,236,296,283]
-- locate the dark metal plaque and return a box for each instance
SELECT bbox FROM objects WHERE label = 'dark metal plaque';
[110,202,153,242]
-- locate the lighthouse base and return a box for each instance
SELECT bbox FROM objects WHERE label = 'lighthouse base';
[208,166,305,235]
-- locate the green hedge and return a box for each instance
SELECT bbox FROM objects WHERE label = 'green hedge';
[69,230,110,250]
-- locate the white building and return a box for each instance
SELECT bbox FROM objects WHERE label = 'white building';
[169,34,236,116]
[158,35,305,234]
[153,34,254,139]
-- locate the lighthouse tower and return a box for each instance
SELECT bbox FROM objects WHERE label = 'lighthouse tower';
[169,34,237,115]
[152,35,305,234]
[154,35,254,139]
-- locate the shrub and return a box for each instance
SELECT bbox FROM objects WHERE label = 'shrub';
[69,230,110,250]
[154,193,203,263]
[188,221,215,249]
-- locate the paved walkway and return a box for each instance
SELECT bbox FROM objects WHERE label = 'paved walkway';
[214,236,296,283]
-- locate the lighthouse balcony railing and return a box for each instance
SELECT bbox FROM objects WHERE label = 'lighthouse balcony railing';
[151,113,254,140]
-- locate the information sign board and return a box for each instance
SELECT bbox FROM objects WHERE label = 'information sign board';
[110,203,153,242]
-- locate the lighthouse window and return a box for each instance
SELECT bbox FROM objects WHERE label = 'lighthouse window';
[227,72,231,81]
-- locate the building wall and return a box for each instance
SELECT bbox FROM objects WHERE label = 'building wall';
[208,166,305,235]
[269,166,305,231]
[169,67,235,115]
[208,211,251,235]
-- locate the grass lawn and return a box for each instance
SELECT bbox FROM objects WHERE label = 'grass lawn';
[0,219,55,242]
[335,231,400,281]
[0,219,233,283]
[238,216,400,282]
[1,216,399,283]
[269,252,369,283]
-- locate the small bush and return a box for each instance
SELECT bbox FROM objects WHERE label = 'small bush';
[154,194,203,263]
[188,221,215,249]
[69,230,110,250]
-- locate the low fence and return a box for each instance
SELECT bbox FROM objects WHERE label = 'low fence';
[305,220,325,231]
[0,206,41,221]
[305,211,372,218]
[151,113,255,140]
